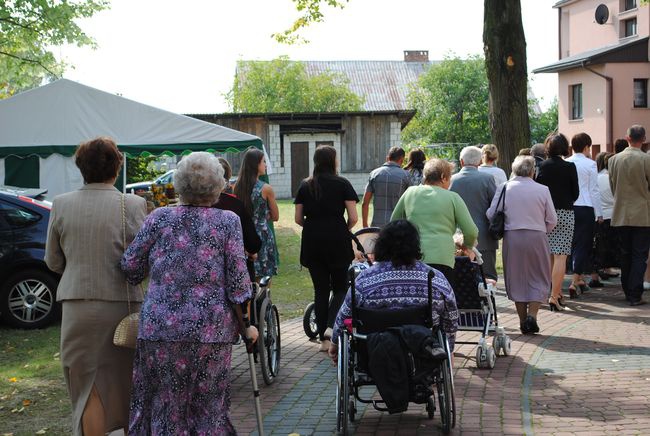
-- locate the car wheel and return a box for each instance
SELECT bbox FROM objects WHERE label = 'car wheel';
[0,269,59,329]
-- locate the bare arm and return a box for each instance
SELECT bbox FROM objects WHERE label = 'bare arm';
[294,203,304,227]
[361,191,372,228]
[345,200,358,229]
[262,184,279,222]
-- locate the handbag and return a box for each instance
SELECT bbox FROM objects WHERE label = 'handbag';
[113,194,143,349]
[488,183,507,240]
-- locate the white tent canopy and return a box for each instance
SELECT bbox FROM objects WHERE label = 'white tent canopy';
[0,79,267,198]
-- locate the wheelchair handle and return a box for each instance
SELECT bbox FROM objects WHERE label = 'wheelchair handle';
[427,270,434,328]
[350,232,373,266]
[349,266,358,327]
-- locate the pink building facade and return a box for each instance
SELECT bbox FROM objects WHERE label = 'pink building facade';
[534,0,650,152]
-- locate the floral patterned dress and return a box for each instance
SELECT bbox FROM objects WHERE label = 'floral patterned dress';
[121,206,251,435]
[251,180,278,277]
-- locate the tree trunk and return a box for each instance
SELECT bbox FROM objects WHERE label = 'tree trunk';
[483,0,530,173]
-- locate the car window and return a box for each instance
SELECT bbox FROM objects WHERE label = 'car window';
[0,201,41,228]
[159,172,173,184]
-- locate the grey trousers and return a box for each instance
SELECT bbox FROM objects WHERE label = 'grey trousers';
[479,249,498,280]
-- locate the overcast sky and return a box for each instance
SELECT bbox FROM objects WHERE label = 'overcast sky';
[58,0,560,114]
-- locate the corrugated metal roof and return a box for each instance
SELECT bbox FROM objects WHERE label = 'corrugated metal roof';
[301,60,435,111]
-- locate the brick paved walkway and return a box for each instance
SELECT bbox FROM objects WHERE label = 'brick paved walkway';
[230,278,650,435]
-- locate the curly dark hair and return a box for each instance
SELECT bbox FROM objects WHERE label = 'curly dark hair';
[373,220,422,266]
[75,136,123,184]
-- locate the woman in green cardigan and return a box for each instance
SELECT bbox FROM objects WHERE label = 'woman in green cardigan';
[391,158,478,289]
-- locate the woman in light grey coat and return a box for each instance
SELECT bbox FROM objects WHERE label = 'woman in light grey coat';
[487,156,557,335]
[45,137,146,436]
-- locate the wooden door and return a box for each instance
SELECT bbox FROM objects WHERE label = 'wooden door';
[291,142,310,197]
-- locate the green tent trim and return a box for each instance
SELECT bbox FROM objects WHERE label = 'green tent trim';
[0,139,263,158]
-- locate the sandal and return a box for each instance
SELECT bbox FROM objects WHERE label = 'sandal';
[568,284,579,299]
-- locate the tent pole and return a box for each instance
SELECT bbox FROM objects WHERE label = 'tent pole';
[122,153,127,193]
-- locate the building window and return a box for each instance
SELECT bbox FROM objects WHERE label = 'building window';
[623,17,637,37]
[634,79,648,107]
[570,84,583,120]
[623,0,637,11]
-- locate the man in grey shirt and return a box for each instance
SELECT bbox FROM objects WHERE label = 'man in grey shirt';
[362,146,410,227]
[450,146,498,279]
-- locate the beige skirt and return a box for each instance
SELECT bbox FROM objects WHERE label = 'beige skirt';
[61,300,139,436]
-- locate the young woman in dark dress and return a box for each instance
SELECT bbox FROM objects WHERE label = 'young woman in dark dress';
[294,145,359,351]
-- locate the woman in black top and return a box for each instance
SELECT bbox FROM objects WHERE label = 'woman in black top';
[294,145,359,351]
[536,134,579,308]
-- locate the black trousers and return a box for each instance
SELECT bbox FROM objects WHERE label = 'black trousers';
[307,262,349,340]
[571,206,595,275]
[616,226,650,303]
[427,263,456,292]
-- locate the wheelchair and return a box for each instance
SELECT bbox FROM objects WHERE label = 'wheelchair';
[250,275,281,385]
[336,269,456,435]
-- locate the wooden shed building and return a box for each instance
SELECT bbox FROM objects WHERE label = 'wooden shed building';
[191,110,415,198]
[189,51,430,198]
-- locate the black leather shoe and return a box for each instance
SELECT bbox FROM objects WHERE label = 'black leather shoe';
[629,300,647,306]
[526,315,540,334]
[588,280,604,288]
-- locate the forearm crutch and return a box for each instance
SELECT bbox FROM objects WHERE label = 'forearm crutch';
[235,302,265,435]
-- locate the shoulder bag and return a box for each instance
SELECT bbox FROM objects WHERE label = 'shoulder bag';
[488,183,507,240]
[113,194,143,349]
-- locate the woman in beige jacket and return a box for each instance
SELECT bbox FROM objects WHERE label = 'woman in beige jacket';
[45,137,147,436]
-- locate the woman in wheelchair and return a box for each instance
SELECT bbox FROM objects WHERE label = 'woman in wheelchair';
[328,219,460,361]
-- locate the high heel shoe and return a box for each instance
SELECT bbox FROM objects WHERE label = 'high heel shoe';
[568,284,579,299]
[548,296,565,311]
[557,294,567,307]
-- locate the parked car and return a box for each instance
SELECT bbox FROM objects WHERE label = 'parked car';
[125,169,175,194]
[0,186,60,328]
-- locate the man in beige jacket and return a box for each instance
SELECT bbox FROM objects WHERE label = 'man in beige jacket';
[608,124,650,305]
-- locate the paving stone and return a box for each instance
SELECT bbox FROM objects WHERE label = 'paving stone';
[231,280,650,435]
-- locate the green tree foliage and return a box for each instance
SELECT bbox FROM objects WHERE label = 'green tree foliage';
[529,98,558,144]
[126,156,165,184]
[402,55,491,145]
[228,57,364,113]
[273,0,348,44]
[0,0,108,98]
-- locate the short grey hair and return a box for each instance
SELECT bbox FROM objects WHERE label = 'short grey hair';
[174,152,224,205]
[511,155,535,178]
[530,143,546,159]
[627,124,646,143]
[459,146,483,166]
[423,158,454,184]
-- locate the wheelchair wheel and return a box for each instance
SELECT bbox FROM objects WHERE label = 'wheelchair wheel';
[426,396,435,419]
[258,300,281,385]
[336,332,350,435]
[303,302,318,339]
[437,358,453,433]
[348,398,356,422]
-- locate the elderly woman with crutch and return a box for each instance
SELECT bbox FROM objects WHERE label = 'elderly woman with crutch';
[121,152,258,434]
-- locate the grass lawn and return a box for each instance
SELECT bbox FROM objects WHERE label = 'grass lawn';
[0,198,500,434]
[0,326,69,435]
